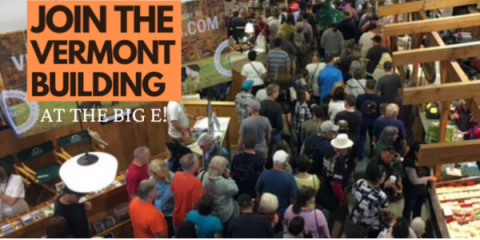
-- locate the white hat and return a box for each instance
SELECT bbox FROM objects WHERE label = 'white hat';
[331,134,353,149]
[410,217,426,237]
[273,150,289,164]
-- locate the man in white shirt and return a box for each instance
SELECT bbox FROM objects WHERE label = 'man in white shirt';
[0,165,27,220]
[166,101,200,141]
[359,23,377,58]
[241,50,267,96]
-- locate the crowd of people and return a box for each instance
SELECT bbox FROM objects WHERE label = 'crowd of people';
[120,1,433,238]
[38,0,480,238]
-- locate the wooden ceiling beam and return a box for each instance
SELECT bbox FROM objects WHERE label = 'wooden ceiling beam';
[418,140,480,166]
[379,0,480,16]
[393,42,480,65]
[403,81,480,105]
[384,13,480,37]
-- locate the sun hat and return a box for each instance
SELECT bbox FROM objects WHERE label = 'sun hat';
[331,133,354,149]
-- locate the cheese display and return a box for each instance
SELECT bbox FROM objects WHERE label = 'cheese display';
[436,178,480,238]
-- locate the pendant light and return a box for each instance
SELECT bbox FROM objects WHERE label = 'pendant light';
[59,102,119,193]
[60,151,118,193]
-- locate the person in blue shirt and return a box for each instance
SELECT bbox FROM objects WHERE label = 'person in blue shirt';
[186,197,223,238]
[149,159,175,237]
[318,54,344,103]
[256,150,298,217]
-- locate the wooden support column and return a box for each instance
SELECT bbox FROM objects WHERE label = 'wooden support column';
[436,62,451,176]
[410,33,424,85]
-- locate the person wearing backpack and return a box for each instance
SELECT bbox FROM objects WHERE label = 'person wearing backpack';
[356,79,382,158]
[292,22,309,74]
[231,136,264,199]
[301,121,338,176]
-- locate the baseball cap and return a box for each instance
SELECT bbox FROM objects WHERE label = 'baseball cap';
[372,35,382,43]
[320,121,339,133]
[273,150,289,164]
[242,80,254,91]
[247,99,261,112]
[290,2,300,11]
[237,194,252,210]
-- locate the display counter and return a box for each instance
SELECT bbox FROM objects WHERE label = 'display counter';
[227,48,267,101]
[429,177,480,238]
[0,173,131,238]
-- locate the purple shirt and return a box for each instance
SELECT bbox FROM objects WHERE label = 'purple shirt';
[283,205,331,238]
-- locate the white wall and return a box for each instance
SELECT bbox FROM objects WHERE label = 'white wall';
[0,0,27,33]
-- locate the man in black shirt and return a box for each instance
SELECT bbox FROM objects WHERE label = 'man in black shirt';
[357,79,383,158]
[302,120,338,176]
[232,136,265,198]
[260,84,283,151]
[227,194,275,238]
[54,187,91,238]
[365,35,388,78]
[337,11,357,43]
[230,11,247,42]
[335,95,362,148]
[376,61,402,103]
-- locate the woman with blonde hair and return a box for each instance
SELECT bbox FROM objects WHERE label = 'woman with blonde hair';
[305,51,325,101]
[198,156,239,229]
[257,193,280,229]
[149,159,175,237]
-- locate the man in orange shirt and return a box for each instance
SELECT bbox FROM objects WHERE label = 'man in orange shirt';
[171,153,204,230]
[129,179,168,238]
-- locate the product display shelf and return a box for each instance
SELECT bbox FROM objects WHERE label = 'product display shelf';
[429,177,480,238]
[0,173,129,238]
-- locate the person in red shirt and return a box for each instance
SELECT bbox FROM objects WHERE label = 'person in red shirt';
[171,153,204,231]
[126,146,151,201]
[129,179,169,238]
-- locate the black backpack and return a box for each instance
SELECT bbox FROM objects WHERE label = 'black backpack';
[304,136,325,174]
[233,159,257,195]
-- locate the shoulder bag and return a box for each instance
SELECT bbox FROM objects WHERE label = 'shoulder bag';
[249,61,270,85]
[353,78,367,94]
[316,157,341,212]
[309,63,324,96]
[312,174,324,237]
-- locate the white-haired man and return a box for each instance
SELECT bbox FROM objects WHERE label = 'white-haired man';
[197,132,229,170]
[255,150,297,217]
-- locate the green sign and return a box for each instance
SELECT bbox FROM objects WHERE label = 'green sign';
[58,131,90,148]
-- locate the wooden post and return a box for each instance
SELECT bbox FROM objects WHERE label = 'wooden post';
[410,33,424,86]
[436,61,451,177]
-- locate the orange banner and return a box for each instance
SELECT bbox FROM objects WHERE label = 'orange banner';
[27,1,182,101]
